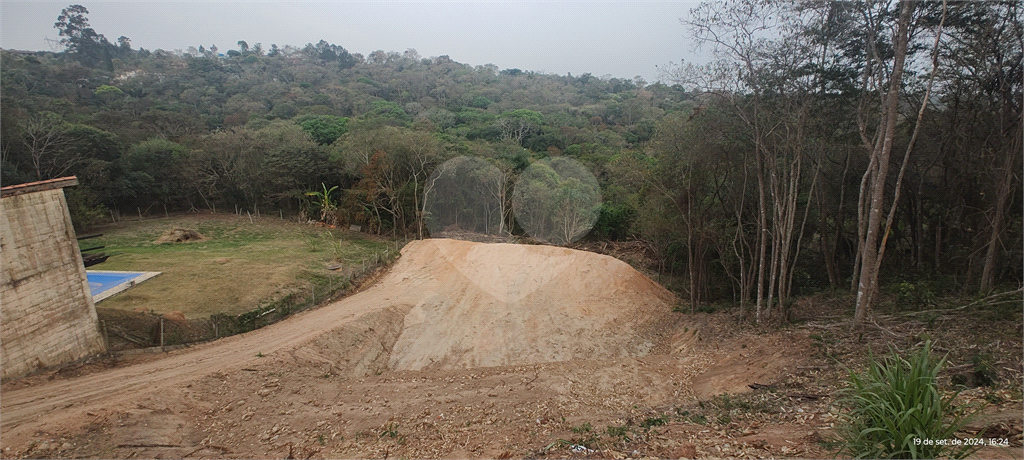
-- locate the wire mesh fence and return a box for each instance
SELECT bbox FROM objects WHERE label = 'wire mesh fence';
[99,241,404,353]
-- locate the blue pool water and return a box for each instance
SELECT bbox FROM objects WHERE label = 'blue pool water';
[87,271,147,297]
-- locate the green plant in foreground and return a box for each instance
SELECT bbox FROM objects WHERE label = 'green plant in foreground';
[640,415,668,429]
[833,340,980,459]
[606,425,631,442]
[572,422,593,434]
[380,423,400,438]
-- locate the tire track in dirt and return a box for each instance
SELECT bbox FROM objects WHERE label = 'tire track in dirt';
[1,239,677,450]
[1,277,399,438]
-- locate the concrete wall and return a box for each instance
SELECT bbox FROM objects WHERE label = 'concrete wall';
[1,181,106,381]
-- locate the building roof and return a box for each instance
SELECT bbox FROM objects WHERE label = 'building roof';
[1,176,79,198]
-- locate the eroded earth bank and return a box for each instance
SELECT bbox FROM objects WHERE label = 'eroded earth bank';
[6,239,1009,459]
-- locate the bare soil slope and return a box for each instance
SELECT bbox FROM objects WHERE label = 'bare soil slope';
[3,239,1017,458]
[3,239,700,455]
[295,239,677,375]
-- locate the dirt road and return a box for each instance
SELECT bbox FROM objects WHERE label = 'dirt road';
[1,269,386,434]
[1,239,836,459]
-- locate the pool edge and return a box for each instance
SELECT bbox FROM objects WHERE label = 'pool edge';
[87,271,162,303]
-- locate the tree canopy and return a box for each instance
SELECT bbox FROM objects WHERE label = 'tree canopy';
[1,1,1019,323]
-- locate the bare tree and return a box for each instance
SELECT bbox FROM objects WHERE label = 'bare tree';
[344,126,443,236]
[676,0,829,322]
[851,1,942,323]
[20,112,80,181]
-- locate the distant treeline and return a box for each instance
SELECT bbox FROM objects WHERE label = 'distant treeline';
[2,2,1020,321]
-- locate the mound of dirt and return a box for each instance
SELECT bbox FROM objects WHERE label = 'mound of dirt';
[154,228,205,243]
[296,238,678,374]
[161,311,187,322]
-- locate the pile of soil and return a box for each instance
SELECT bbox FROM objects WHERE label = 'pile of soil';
[293,238,678,374]
[154,228,204,243]
[4,238,1019,460]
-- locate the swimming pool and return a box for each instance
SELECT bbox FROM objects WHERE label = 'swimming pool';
[86,270,161,303]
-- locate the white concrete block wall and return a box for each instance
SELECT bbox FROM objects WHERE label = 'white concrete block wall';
[1,187,106,381]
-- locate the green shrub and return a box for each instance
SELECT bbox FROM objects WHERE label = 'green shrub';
[468,96,493,109]
[892,281,938,310]
[571,422,593,434]
[640,415,668,429]
[606,425,631,441]
[697,303,718,314]
[970,353,998,387]
[833,341,979,459]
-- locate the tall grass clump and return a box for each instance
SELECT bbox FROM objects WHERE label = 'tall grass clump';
[833,340,980,459]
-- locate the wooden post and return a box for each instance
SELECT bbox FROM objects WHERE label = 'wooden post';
[160,317,165,352]
[101,320,110,350]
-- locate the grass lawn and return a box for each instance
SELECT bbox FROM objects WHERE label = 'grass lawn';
[79,212,391,318]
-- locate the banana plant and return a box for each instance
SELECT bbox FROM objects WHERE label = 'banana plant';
[305,183,339,224]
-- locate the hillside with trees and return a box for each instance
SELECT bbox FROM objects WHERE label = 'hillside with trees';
[2,1,1020,324]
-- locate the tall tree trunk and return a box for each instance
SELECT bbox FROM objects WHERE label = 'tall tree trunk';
[979,136,1021,293]
[733,161,752,321]
[413,172,422,239]
[869,0,946,300]
[755,147,769,324]
[687,217,698,313]
[787,154,820,302]
[766,166,781,320]
[817,159,842,289]
[914,191,924,268]
[854,1,915,324]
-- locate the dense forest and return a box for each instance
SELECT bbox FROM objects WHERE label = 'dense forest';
[2,1,1020,323]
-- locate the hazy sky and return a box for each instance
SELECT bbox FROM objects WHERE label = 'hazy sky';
[1,2,708,82]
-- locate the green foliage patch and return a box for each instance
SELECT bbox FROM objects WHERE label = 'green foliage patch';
[832,341,980,459]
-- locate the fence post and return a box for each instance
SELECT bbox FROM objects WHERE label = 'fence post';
[101,320,109,350]
[160,317,165,352]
